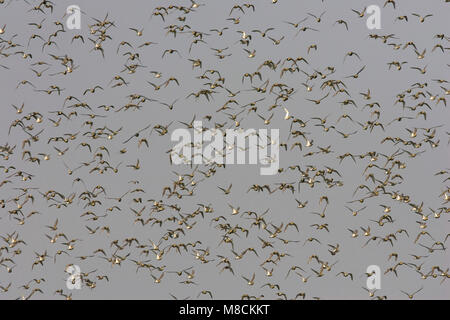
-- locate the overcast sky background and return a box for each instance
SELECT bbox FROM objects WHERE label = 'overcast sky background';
[0,0,449,300]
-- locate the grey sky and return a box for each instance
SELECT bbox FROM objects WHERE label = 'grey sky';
[0,0,449,300]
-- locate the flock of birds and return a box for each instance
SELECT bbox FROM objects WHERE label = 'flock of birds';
[0,0,449,300]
